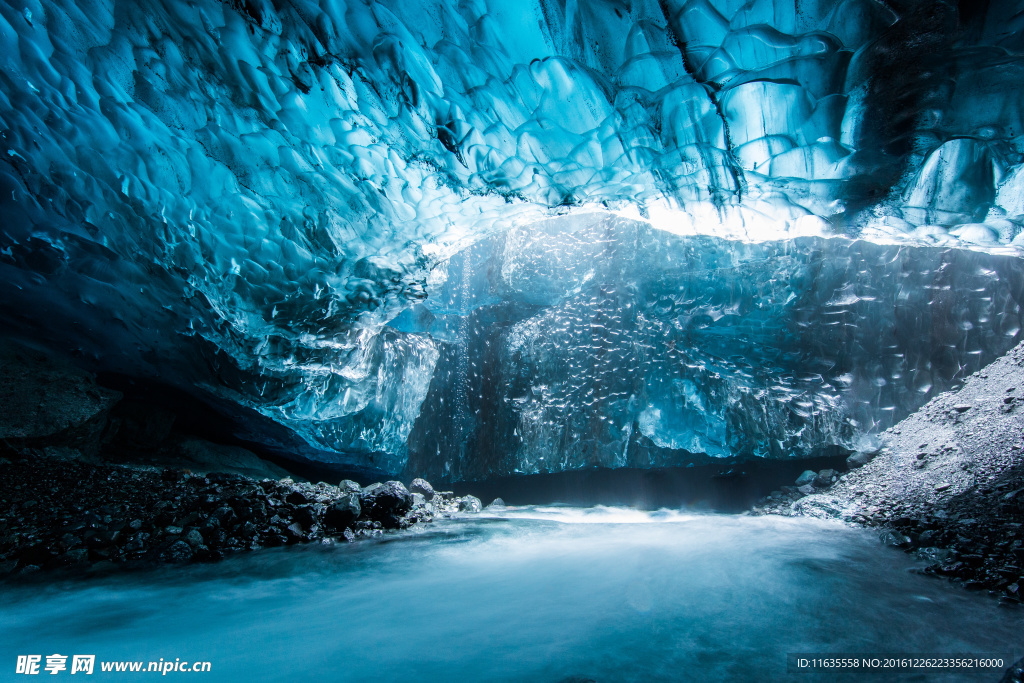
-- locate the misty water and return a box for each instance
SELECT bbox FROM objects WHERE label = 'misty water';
[1,509,1021,682]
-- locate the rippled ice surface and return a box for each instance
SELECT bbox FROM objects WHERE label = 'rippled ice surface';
[2,509,1021,682]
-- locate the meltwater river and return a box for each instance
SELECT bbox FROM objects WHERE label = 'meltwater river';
[1,508,1021,682]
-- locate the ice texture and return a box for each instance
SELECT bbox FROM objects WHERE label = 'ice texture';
[400,213,1024,481]
[1,0,1024,477]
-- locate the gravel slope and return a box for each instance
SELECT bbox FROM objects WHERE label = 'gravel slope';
[769,341,1024,605]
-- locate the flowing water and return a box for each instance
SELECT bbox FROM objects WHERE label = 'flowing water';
[1,508,1021,682]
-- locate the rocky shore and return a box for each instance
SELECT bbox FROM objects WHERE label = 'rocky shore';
[752,341,1024,607]
[0,449,485,576]
[0,337,492,576]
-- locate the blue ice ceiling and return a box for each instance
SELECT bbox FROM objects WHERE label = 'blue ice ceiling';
[2,0,1024,480]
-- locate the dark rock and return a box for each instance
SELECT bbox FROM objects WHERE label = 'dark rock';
[960,554,985,567]
[812,469,837,488]
[56,549,89,566]
[293,505,318,527]
[206,472,247,486]
[879,531,912,548]
[19,543,59,567]
[285,491,310,505]
[0,341,121,457]
[263,532,287,547]
[915,547,952,563]
[409,478,435,500]
[210,506,238,527]
[85,529,119,548]
[123,532,150,554]
[359,481,413,527]
[183,529,204,549]
[324,494,361,530]
[159,540,194,563]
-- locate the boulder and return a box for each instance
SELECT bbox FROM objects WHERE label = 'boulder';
[0,341,121,457]
[324,494,361,530]
[409,478,435,500]
[169,438,292,481]
[159,540,194,563]
[359,481,413,527]
[795,470,817,487]
[338,480,361,495]
[812,469,837,488]
[183,529,205,549]
[458,495,482,513]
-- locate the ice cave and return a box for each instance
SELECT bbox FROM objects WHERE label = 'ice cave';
[2,0,1024,680]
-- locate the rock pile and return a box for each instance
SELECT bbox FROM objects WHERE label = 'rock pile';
[0,450,484,576]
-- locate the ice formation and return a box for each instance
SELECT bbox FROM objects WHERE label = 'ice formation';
[1,0,1024,479]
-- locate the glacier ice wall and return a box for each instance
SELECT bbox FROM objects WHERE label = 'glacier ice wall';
[400,213,1024,481]
[1,0,1024,477]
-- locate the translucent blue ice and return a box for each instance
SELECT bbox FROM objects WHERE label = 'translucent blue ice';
[1,0,1023,477]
